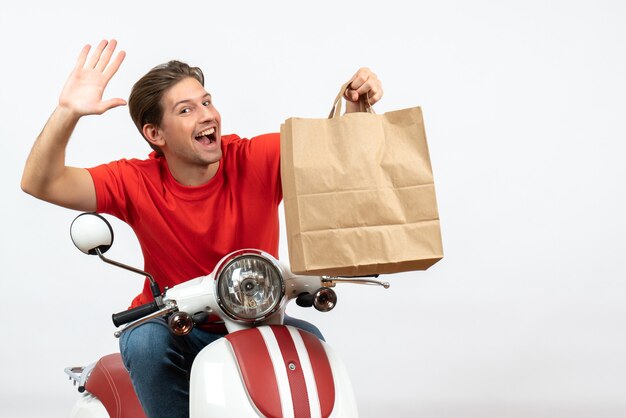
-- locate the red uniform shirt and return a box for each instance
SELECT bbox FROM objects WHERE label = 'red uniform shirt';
[87,133,282,308]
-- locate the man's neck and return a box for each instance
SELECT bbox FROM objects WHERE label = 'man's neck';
[166,159,220,187]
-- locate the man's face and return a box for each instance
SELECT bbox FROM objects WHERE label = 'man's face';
[157,77,222,168]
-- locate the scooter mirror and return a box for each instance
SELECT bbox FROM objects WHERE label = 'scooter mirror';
[70,213,114,255]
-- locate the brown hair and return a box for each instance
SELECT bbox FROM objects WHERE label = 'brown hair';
[128,60,205,155]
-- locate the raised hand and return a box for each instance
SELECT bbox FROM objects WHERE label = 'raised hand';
[344,67,383,113]
[58,39,127,117]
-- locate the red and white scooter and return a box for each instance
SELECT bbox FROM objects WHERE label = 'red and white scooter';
[65,213,389,418]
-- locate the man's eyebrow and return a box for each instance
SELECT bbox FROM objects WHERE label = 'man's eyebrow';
[172,93,212,111]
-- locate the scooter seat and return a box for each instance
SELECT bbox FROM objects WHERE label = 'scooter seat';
[85,353,146,418]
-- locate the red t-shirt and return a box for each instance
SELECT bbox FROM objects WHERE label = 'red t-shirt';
[87,133,282,308]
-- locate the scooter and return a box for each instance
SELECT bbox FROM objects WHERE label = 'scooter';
[64,212,389,418]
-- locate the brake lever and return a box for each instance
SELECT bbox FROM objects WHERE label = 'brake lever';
[322,276,390,289]
[113,303,178,338]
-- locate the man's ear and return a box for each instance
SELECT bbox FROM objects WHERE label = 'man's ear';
[142,124,166,148]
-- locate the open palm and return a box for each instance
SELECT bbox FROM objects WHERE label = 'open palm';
[59,40,126,116]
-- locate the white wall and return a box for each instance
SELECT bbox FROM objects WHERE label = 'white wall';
[2,1,626,417]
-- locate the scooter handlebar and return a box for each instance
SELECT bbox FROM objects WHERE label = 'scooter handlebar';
[112,301,160,327]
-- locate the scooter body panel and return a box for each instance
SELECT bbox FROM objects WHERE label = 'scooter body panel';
[190,325,358,418]
[189,336,262,417]
[324,342,359,418]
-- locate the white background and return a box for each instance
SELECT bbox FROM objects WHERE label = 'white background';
[2,1,625,417]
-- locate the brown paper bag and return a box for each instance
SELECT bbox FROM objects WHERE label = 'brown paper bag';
[280,82,443,276]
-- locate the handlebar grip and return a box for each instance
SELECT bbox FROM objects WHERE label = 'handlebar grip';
[112,301,160,327]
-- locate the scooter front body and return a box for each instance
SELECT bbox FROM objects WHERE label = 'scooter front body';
[190,325,358,418]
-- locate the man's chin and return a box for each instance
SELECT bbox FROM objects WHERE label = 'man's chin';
[205,149,223,165]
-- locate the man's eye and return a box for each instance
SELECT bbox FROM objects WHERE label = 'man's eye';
[180,108,191,114]
[202,101,211,106]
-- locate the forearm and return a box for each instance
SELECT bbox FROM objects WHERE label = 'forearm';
[21,40,124,210]
[21,105,81,198]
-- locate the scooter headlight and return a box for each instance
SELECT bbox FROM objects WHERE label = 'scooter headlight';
[216,253,284,322]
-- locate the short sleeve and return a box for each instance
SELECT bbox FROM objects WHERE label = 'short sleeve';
[86,160,141,222]
[246,133,282,203]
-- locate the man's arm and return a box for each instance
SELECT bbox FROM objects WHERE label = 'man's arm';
[344,67,384,113]
[21,40,126,211]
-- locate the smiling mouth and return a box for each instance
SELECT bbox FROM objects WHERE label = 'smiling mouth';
[195,127,217,145]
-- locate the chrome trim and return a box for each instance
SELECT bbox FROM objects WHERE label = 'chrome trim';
[313,287,337,312]
[322,277,390,289]
[168,311,194,336]
[95,247,156,286]
[64,362,97,393]
[212,249,282,281]
[214,251,286,323]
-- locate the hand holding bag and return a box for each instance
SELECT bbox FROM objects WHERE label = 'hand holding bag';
[280,82,443,276]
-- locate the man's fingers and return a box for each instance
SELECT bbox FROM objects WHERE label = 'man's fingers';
[86,40,109,69]
[345,80,381,103]
[344,89,359,102]
[95,39,118,72]
[353,80,375,96]
[103,50,126,80]
[98,98,128,114]
[368,88,383,105]
[344,67,382,103]
[74,44,91,70]
[348,68,374,90]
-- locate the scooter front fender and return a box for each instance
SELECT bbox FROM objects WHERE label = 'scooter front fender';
[190,325,358,418]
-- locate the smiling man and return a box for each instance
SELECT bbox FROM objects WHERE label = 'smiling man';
[132,71,223,185]
[21,39,383,418]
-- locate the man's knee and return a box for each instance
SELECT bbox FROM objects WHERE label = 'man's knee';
[119,320,172,369]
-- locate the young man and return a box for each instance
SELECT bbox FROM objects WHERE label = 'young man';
[21,39,383,418]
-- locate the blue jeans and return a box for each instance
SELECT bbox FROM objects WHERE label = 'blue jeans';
[119,316,323,418]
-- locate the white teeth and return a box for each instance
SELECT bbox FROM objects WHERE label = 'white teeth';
[195,127,215,138]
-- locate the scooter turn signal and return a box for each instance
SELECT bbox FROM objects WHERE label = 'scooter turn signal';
[313,287,337,312]
[168,312,194,336]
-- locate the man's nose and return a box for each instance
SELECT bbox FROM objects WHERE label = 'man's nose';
[200,105,216,121]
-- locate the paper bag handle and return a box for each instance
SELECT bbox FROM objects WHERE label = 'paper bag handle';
[328,80,374,119]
